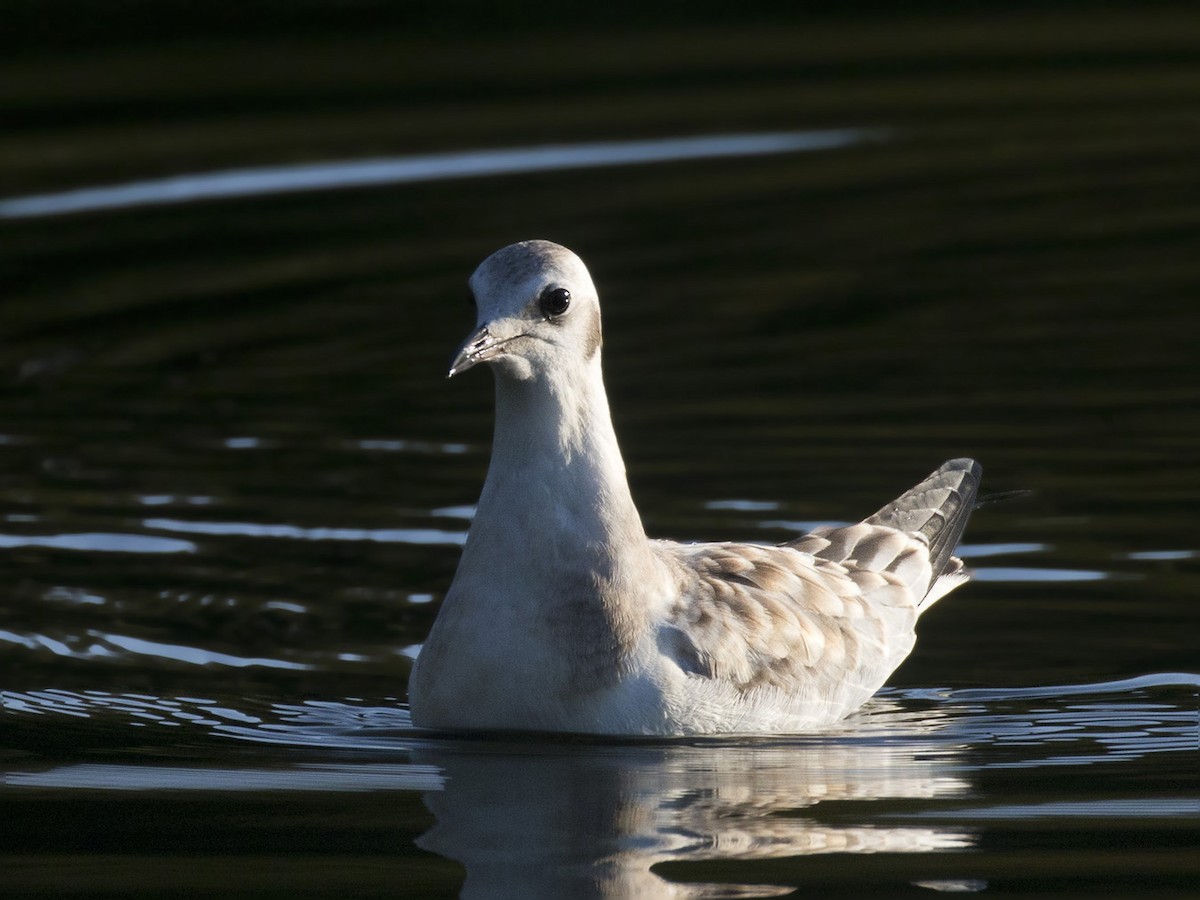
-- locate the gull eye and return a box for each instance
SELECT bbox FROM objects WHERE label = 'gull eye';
[539,286,571,318]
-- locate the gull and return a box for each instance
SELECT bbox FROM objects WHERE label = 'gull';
[408,240,981,736]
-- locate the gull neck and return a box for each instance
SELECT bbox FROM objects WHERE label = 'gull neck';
[471,355,651,582]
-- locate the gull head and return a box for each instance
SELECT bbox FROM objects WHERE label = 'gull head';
[449,240,602,381]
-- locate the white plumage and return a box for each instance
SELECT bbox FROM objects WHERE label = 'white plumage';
[408,240,981,735]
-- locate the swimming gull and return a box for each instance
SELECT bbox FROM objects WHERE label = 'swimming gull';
[408,240,981,735]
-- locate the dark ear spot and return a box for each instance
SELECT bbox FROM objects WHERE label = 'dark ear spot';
[583,304,602,360]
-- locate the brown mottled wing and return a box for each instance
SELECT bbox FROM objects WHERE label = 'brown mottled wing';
[653,460,980,709]
[656,542,921,710]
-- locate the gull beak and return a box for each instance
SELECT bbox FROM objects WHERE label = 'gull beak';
[448,324,502,378]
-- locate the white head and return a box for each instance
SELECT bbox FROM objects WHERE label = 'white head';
[449,240,603,382]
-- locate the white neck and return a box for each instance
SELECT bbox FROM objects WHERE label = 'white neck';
[465,356,650,586]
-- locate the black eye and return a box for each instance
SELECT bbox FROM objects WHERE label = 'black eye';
[539,286,571,318]
[467,291,476,308]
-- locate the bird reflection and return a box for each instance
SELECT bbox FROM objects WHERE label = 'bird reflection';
[416,703,974,899]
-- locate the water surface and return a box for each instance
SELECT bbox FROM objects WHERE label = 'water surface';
[2,6,1198,897]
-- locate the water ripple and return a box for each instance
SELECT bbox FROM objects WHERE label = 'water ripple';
[0,129,882,219]
[0,531,196,554]
[911,798,1200,820]
[143,517,467,546]
[94,632,312,670]
[8,762,444,792]
[969,566,1109,583]
[4,677,1193,763]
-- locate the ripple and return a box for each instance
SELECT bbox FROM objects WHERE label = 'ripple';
[354,438,470,455]
[911,798,1200,820]
[43,586,107,606]
[0,531,196,554]
[5,676,1194,766]
[7,680,1190,897]
[0,628,318,669]
[969,566,1109,582]
[706,499,782,512]
[7,762,444,792]
[0,629,118,660]
[143,517,467,545]
[955,541,1047,558]
[137,494,215,507]
[2,691,414,745]
[757,518,840,533]
[0,129,883,219]
[93,632,312,670]
[1126,549,1196,561]
[924,675,1200,767]
[431,505,476,520]
[223,436,265,449]
[952,672,1200,700]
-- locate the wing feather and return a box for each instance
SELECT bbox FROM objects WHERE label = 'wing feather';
[657,542,915,702]
[649,460,981,722]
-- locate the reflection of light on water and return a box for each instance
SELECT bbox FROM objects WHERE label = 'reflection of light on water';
[223,436,264,449]
[0,631,311,669]
[137,494,215,507]
[913,879,988,893]
[354,438,470,455]
[0,531,196,554]
[955,541,1047,557]
[1126,549,1196,561]
[432,505,476,520]
[5,678,1196,898]
[0,630,106,661]
[44,586,107,606]
[912,798,1200,820]
[970,566,1108,582]
[705,499,781,512]
[418,736,973,899]
[263,599,308,614]
[8,762,443,793]
[94,632,313,670]
[142,516,468,546]
[0,129,884,219]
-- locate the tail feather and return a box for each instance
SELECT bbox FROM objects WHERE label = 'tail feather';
[866,457,982,586]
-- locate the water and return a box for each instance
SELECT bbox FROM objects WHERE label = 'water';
[3,5,1199,897]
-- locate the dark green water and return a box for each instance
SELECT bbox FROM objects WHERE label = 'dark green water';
[2,5,1198,897]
